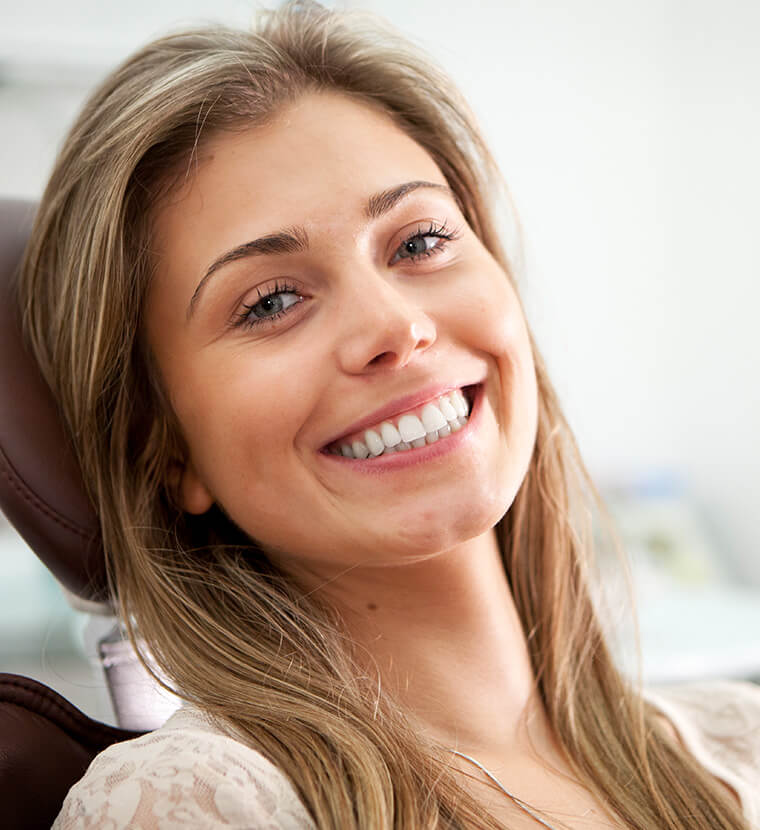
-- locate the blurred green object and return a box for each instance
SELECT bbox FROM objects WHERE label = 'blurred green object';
[601,469,730,589]
[598,469,760,683]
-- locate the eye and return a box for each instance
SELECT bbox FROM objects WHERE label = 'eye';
[235,281,304,330]
[390,221,458,265]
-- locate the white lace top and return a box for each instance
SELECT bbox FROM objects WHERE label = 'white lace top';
[54,680,760,829]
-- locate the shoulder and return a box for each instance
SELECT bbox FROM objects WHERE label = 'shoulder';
[645,679,760,763]
[645,680,760,821]
[53,705,315,830]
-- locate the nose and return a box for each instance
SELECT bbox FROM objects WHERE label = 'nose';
[334,272,437,374]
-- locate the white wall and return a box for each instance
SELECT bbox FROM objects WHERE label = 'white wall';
[1,0,758,579]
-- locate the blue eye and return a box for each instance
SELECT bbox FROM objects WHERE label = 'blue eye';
[236,281,303,329]
[232,220,459,332]
[390,221,457,264]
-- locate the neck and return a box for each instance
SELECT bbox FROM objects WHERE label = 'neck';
[288,528,546,759]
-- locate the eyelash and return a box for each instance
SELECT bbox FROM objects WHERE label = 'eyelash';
[392,220,458,263]
[234,221,459,331]
[235,279,303,330]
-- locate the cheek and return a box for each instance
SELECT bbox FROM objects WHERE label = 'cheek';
[444,264,529,369]
[171,349,310,493]
[453,270,538,449]
[495,298,539,473]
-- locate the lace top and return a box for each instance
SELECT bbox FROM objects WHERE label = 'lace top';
[54,680,760,829]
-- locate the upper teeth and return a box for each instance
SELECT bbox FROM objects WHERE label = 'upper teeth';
[329,388,472,459]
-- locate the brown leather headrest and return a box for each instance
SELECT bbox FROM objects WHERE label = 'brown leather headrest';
[0,198,108,601]
[0,673,142,829]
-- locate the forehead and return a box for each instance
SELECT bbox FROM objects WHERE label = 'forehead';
[153,91,448,260]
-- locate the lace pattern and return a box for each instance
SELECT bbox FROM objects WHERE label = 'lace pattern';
[53,707,316,829]
[54,681,760,828]
[645,680,760,827]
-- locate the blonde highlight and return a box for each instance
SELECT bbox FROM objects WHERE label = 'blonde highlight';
[18,2,747,827]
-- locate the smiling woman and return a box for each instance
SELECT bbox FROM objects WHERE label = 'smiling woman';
[14,1,757,829]
[146,92,537,572]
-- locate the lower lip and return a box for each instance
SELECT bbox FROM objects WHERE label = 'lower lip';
[317,384,485,474]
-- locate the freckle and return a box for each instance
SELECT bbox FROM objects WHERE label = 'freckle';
[367,602,377,611]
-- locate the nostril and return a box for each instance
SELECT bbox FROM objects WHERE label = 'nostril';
[369,351,394,366]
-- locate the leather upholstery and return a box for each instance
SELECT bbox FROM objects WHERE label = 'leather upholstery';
[0,673,141,830]
[0,199,152,824]
[0,199,107,601]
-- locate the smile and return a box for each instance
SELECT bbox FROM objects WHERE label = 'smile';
[324,386,476,459]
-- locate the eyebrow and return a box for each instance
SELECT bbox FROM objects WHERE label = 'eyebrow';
[186,180,455,319]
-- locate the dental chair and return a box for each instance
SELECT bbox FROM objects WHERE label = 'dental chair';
[0,198,172,828]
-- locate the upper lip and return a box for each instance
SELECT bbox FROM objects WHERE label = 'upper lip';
[321,379,482,449]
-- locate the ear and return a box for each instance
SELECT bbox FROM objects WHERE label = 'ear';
[168,457,214,515]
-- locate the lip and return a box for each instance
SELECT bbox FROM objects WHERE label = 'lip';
[320,379,484,450]
[318,382,485,471]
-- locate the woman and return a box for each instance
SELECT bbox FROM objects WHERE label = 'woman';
[16,2,758,828]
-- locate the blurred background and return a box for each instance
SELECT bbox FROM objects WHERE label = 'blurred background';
[1,0,758,724]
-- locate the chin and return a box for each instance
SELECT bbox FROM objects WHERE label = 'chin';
[378,485,512,559]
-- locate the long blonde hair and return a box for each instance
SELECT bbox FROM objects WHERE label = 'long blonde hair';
[18,2,746,827]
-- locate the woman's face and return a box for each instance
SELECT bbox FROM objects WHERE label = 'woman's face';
[146,91,538,576]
